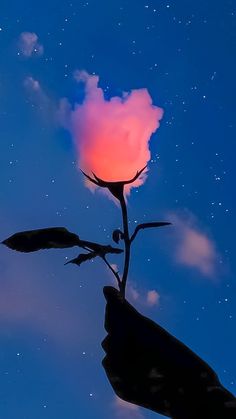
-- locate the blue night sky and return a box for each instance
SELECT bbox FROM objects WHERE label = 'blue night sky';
[0,1,235,418]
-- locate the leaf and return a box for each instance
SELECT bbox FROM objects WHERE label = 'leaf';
[2,227,80,253]
[65,251,98,266]
[65,242,123,268]
[112,229,124,244]
[130,222,171,243]
[79,240,123,255]
[65,242,123,267]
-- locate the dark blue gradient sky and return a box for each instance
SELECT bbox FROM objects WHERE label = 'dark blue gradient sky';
[0,1,235,418]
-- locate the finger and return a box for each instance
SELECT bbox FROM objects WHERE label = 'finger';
[102,355,133,403]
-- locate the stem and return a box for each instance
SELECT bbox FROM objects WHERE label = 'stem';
[85,247,122,290]
[102,255,121,289]
[120,194,131,298]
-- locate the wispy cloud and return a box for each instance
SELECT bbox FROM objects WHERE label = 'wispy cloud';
[128,284,140,302]
[18,32,44,57]
[23,76,56,121]
[0,259,86,349]
[24,76,42,93]
[169,212,220,278]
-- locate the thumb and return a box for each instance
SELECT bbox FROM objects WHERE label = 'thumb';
[103,286,143,337]
[103,286,122,303]
[103,286,126,336]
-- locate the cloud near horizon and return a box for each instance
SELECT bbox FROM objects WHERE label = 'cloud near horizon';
[169,212,220,278]
[58,70,163,196]
[18,32,44,57]
[0,229,87,352]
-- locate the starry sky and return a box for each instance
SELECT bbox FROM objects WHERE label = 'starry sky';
[0,1,236,418]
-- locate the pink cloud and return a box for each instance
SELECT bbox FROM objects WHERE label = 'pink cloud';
[127,284,160,307]
[113,396,143,419]
[169,213,220,278]
[146,290,160,306]
[108,276,160,308]
[18,32,44,57]
[59,70,163,196]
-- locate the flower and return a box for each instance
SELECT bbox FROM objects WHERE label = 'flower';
[59,71,164,196]
[81,166,147,200]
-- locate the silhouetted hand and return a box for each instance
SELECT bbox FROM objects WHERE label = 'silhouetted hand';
[102,286,236,419]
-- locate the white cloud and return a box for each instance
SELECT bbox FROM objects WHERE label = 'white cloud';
[24,76,41,92]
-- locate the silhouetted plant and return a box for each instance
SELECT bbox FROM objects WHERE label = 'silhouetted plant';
[2,167,170,297]
[2,170,236,419]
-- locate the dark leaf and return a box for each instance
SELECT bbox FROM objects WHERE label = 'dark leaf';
[65,242,123,267]
[79,240,123,255]
[65,241,123,268]
[112,229,124,244]
[131,222,171,243]
[2,227,80,253]
[65,251,98,266]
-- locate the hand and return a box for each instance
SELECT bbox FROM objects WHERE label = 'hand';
[102,286,236,419]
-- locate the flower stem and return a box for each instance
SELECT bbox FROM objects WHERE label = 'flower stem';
[102,255,121,288]
[120,194,131,298]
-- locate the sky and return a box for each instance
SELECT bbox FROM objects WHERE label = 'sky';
[0,1,236,418]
